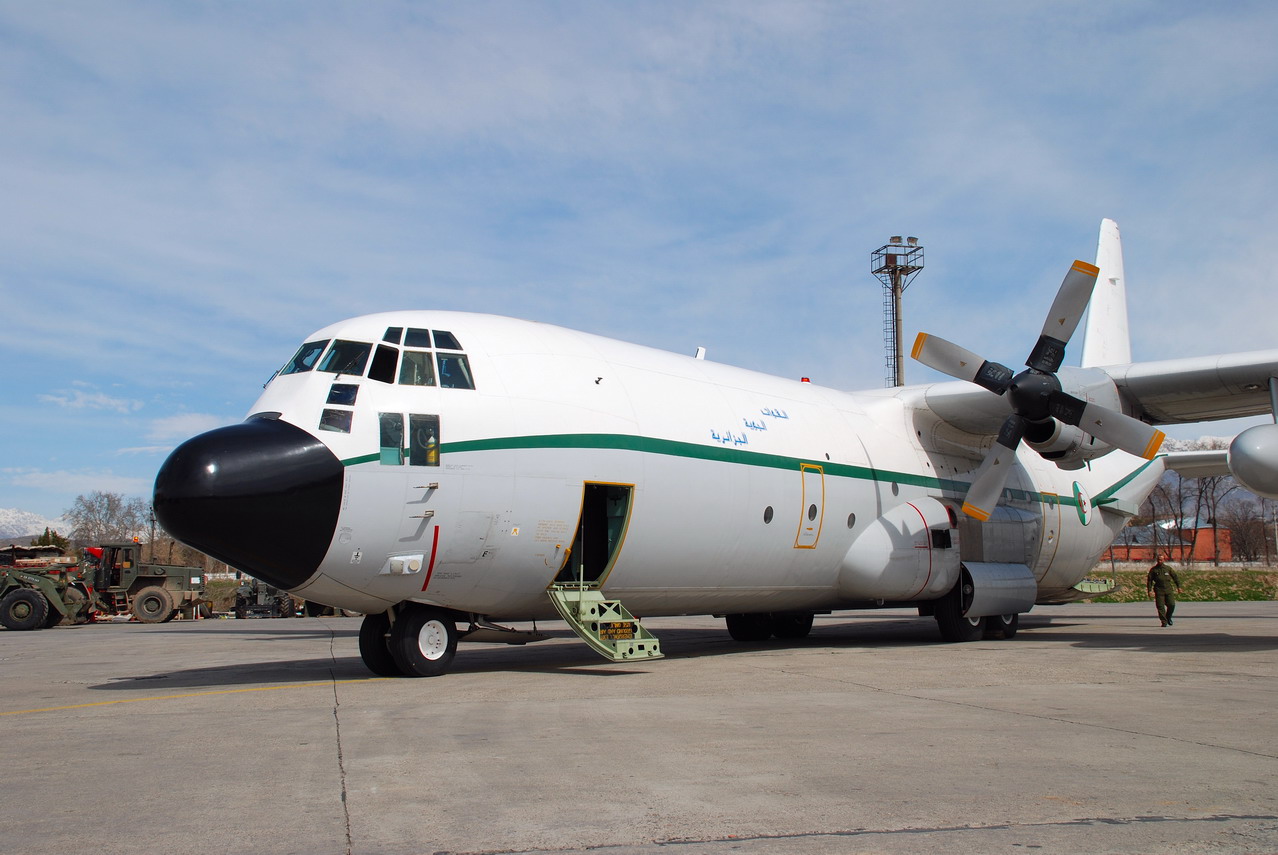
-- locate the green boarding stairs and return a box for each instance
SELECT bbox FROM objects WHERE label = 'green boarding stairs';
[547,582,663,663]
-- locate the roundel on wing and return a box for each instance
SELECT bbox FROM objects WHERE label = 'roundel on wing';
[1072,481,1093,526]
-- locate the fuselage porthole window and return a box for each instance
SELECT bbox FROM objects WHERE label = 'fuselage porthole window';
[318,340,373,377]
[280,340,329,376]
[399,350,436,386]
[368,344,399,384]
[404,328,431,348]
[432,330,462,350]
[437,353,475,389]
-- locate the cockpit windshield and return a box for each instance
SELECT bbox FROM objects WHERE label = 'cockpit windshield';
[318,340,373,377]
[280,340,329,375]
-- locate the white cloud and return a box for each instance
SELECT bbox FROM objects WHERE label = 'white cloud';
[4,468,152,498]
[37,387,143,414]
[146,413,226,443]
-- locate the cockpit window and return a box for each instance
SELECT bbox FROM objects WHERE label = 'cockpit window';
[433,330,462,350]
[327,384,359,406]
[404,328,432,348]
[437,353,475,389]
[319,408,353,433]
[280,340,329,375]
[368,344,399,384]
[383,327,403,344]
[318,340,372,377]
[398,350,436,386]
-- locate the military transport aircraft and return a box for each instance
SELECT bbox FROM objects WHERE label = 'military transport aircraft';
[153,219,1278,677]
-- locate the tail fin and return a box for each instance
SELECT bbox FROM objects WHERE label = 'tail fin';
[1080,218,1132,367]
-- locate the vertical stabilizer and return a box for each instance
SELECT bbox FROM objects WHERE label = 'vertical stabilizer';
[1080,218,1132,367]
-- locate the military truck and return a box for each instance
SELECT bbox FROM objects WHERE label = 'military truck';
[0,564,93,630]
[82,543,207,623]
[233,577,296,619]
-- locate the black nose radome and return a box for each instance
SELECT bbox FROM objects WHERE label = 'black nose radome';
[153,417,344,590]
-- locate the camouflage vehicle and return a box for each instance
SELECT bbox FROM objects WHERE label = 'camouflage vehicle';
[234,577,296,619]
[0,564,93,630]
[82,543,208,623]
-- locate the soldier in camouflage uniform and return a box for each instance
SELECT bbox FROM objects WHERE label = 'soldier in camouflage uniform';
[1146,553,1183,627]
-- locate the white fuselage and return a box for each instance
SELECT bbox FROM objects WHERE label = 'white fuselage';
[249,311,1156,619]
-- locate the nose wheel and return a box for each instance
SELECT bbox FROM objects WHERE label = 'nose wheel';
[359,605,460,677]
[358,611,401,676]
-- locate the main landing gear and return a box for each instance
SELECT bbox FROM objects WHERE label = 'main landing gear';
[933,571,1020,642]
[359,604,459,677]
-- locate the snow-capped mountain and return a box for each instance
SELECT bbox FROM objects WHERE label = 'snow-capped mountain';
[0,508,68,542]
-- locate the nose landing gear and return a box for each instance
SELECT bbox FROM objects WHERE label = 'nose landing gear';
[358,604,459,677]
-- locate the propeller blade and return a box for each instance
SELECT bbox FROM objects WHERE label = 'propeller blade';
[961,415,1026,520]
[911,333,1014,394]
[1048,390,1165,458]
[1026,260,1100,373]
[1070,398,1166,460]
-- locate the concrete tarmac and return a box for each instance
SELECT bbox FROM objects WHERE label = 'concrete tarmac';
[2,601,1277,855]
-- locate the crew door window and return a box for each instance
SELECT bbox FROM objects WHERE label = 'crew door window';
[379,413,405,465]
[408,414,441,466]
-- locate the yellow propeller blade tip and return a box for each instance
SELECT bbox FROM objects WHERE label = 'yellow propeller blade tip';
[961,502,992,521]
[1142,430,1167,460]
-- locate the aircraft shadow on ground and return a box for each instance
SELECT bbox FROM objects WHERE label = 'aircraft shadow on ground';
[83,614,1277,690]
[144,625,361,640]
[87,657,374,692]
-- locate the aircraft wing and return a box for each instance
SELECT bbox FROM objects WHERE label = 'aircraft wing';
[1104,349,1278,425]
[1162,449,1231,479]
[912,349,1278,440]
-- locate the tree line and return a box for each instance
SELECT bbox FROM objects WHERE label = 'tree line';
[1121,438,1275,566]
[40,490,228,573]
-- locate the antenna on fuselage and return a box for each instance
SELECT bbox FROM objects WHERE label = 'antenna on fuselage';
[872,235,925,387]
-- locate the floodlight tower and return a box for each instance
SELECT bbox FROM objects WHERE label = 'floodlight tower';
[871,236,924,387]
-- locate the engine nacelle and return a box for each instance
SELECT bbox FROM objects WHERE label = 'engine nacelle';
[1024,419,1109,470]
[1230,423,1278,498]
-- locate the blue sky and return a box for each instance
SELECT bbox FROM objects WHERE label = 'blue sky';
[3,1,1277,521]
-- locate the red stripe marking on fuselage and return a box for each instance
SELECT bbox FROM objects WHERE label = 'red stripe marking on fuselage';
[906,501,934,598]
[421,526,441,592]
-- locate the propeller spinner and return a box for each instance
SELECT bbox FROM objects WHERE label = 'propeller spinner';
[912,259,1166,520]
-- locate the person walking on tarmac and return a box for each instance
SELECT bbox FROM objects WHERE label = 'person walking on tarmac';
[1146,552,1183,626]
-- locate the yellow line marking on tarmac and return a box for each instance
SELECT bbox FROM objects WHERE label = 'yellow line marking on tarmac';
[1,677,391,717]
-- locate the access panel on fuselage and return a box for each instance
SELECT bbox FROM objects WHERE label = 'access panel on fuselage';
[795,464,825,548]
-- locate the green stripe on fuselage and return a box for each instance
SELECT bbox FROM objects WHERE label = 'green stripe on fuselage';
[339,432,1095,508]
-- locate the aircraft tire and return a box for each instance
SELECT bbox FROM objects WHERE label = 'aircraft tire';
[984,613,1019,639]
[771,612,814,639]
[934,577,984,643]
[725,613,773,642]
[358,612,402,676]
[389,605,457,677]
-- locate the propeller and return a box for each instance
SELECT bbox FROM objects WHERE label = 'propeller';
[912,259,1166,520]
